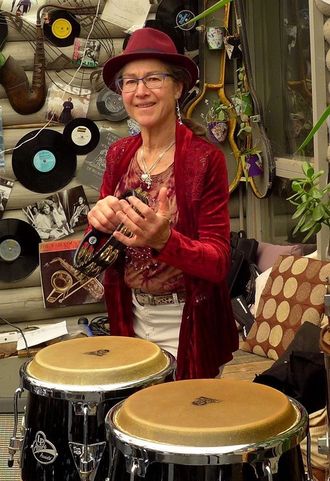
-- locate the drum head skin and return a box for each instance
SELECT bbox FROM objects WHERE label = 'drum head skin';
[114,378,297,447]
[27,336,169,385]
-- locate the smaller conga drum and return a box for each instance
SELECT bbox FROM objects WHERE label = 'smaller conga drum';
[15,336,175,481]
[106,378,309,481]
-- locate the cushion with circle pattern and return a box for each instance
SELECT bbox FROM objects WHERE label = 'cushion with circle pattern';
[241,255,330,360]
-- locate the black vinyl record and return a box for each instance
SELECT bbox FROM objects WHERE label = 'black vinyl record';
[0,13,8,49]
[43,10,80,47]
[63,118,100,155]
[0,219,41,282]
[96,88,128,122]
[12,129,77,194]
[156,0,199,52]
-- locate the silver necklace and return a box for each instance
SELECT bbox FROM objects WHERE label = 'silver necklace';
[140,140,175,189]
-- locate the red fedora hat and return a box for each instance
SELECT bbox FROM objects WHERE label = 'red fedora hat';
[103,27,199,91]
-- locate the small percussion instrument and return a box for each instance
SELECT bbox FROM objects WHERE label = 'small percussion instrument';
[106,378,309,481]
[8,336,175,481]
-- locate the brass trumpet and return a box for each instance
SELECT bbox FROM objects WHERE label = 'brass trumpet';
[45,257,104,304]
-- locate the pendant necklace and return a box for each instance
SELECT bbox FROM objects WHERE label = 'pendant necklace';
[140,140,175,189]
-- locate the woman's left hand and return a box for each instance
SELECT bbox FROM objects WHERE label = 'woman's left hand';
[113,187,171,251]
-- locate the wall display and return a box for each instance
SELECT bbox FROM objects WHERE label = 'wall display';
[96,88,128,122]
[0,218,41,282]
[12,129,77,194]
[63,117,100,155]
[43,9,81,47]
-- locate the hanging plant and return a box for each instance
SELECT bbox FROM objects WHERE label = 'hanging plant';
[203,99,232,143]
[241,146,263,178]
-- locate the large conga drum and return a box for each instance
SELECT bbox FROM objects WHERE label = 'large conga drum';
[106,378,309,481]
[15,336,175,481]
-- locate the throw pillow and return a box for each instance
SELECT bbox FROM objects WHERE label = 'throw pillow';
[241,255,330,360]
[256,242,304,272]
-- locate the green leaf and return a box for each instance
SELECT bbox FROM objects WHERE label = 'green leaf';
[291,203,308,219]
[178,0,233,26]
[312,204,325,221]
[296,105,330,153]
[302,161,314,178]
[302,224,321,242]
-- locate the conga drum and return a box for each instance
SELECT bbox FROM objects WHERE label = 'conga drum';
[106,378,309,481]
[14,336,175,481]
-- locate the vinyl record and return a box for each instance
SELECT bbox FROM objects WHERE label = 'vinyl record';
[0,219,41,282]
[0,13,8,49]
[63,118,100,155]
[43,10,80,47]
[156,0,199,52]
[12,129,77,194]
[96,88,128,122]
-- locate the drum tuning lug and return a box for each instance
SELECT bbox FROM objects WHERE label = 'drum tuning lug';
[126,451,150,478]
[69,441,106,481]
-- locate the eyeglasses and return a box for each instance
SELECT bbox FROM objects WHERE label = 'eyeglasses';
[116,73,173,93]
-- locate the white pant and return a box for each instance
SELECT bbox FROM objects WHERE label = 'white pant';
[132,290,184,358]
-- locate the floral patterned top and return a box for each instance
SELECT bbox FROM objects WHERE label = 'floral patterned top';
[114,152,185,294]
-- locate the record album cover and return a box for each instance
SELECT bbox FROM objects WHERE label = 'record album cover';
[0,176,14,219]
[77,128,121,191]
[39,239,104,308]
[45,83,91,125]
[73,38,101,67]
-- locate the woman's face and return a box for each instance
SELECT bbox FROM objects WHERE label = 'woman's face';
[120,59,183,131]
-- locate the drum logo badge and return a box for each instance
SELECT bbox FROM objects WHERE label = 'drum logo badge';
[192,396,221,406]
[31,431,58,465]
[85,349,110,357]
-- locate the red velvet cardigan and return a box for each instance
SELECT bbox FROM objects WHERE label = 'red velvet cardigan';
[99,122,239,380]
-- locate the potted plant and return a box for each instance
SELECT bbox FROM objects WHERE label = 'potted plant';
[241,146,263,178]
[287,161,330,256]
[204,98,232,143]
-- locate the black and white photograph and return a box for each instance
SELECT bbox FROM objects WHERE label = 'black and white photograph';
[58,185,90,230]
[0,177,14,219]
[23,194,73,241]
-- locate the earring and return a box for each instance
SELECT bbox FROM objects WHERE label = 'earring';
[176,99,183,125]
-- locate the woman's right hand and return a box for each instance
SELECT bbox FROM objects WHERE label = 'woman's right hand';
[87,195,123,234]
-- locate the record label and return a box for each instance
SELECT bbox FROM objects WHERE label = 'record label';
[0,239,21,262]
[176,10,196,30]
[0,219,41,283]
[52,18,72,39]
[12,129,77,194]
[33,150,56,173]
[63,118,100,155]
[71,127,92,146]
[96,88,128,122]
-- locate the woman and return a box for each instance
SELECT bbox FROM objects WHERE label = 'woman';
[87,27,238,380]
